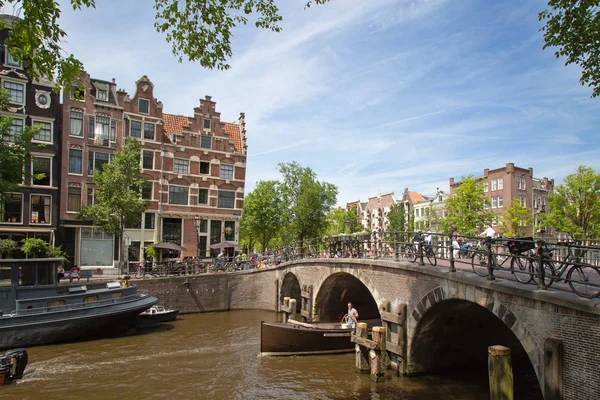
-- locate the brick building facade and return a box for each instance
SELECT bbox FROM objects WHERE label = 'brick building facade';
[57,74,247,270]
[449,163,554,236]
[0,15,62,251]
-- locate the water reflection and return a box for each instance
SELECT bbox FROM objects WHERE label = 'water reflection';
[4,310,533,400]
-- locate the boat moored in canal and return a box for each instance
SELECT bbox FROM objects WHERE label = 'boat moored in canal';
[0,348,27,386]
[138,305,179,328]
[260,319,358,356]
[0,258,158,350]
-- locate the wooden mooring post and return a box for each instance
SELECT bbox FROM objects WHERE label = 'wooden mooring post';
[282,297,290,323]
[488,345,513,400]
[355,322,369,373]
[370,326,387,382]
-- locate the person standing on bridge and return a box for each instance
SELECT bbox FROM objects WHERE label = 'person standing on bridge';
[450,227,460,259]
[344,302,359,329]
[481,224,496,239]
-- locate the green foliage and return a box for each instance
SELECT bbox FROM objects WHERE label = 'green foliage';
[499,200,533,238]
[539,1,600,98]
[45,245,70,262]
[278,161,338,241]
[0,0,330,86]
[241,180,286,251]
[20,237,49,257]
[0,89,39,196]
[326,207,348,236]
[143,245,157,260]
[0,238,17,258]
[387,203,406,233]
[345,206,361,233]
[78,138,148,269]
[540,165,600,239]
[443,175,494,235]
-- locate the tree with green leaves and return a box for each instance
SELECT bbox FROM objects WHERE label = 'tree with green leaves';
[278,161,338,242]
[238,212,257,254]
[386,203,406,233]
[498,200,533,238]
[540,165,600,239]
[0,90,38,197]
[0,0,331,88]
[78,138,148,274]
[326,207,347,236]
[443,175,494,236]
[241,180,286,251]
[539,1,600,98]
[345,206,360,233]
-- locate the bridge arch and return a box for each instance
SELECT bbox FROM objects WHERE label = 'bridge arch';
[279,271,301,313]
[313,271,380,322]
[408,288,542,397]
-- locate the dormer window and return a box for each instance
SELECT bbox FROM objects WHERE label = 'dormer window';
[203,119,211,129]
[138,98,149,114]
[97,90,108,101]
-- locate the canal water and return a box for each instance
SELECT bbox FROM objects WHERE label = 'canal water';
[4,310,538,399]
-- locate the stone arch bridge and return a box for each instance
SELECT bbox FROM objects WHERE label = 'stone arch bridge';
[138,258,600,400]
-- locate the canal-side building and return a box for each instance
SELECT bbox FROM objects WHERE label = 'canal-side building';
[413,189,449,232]
[157,96,247,260]
[0,15,62,252]
[57,72,124,269]
[449,162,555,236]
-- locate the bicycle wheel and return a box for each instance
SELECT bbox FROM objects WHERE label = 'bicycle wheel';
[134,265,145,279]
[159,264,168,277]
[471,251,489,277]
[426,250,437,266]
[567,265,600,298]
[530,260,555,287]
[408,246,418,262]
[511,255,532,284]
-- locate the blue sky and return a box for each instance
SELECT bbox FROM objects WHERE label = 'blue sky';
[54,0,600,204]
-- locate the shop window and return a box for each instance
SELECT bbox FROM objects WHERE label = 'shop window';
[30,195,51,224]
[1,193,22,223]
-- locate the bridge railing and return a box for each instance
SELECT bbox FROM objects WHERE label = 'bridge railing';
[273,231,600,300]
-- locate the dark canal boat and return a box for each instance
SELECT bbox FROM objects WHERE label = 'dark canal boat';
[260,319,356,356]
[138,305,179,328]
[0,258,158,350]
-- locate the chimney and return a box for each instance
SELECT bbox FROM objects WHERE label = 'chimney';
[483,168,489,177]
[506,163,515,173]
[529,167,533,177]
[112,78,115,84]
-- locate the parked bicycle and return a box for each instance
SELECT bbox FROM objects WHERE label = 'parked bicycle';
[470,238,511,277]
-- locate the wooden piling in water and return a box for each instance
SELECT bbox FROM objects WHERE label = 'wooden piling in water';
[355,322,369,373]
[289,298,297,321]
[282,297,290,323]
[370,326,387,382]
[488,345,513,400]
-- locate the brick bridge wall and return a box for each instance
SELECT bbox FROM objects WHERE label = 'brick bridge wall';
[135,259,600,400]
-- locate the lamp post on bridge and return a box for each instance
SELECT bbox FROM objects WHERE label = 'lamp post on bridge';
[193,216,203,259]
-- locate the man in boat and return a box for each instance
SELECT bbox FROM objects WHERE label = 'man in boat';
[344,302,359,329]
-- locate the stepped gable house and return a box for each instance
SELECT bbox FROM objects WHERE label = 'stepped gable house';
[0,14,62,251]
[58,74,247,270]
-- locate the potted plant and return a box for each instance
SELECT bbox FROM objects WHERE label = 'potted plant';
[0,239,17,259]
[21,238,49,258]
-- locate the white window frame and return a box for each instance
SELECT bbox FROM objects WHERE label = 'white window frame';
[5,49,20,68]
[7,116,24,142]
[130,120,142,138]
[143,122,155,140]
[29,193,52,225]
[491,197,497,209]
[68,148,83,176]
[203,119,211,129]
[497,178,503,190]
[168,185,189,206]
[30,155,53,187]
[197,188,209,205]
[96,90,108,101]
[69,110,84,137]
[217,190,236,209]
[498,195,504,208]
[173,158,189,175]
[141,183,153,201]
[138,98,150,114]
[31,119,53,144]
[0,192,23,224]
[144,212,156,230]
[483,180,488,193]
[141,150,154,170]
[2,78,25,105]
[491,179,497,191]
[219,164,234,180]
[67,186,82,213]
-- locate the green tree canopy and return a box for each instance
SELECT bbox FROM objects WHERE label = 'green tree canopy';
[78,138,148,272]
[241,180,286,251]
[498,200,533,238]
[326,207,347,236]
[345,206,361,233]
[386,203,406,233]
[539,1,600,98]
[1,0,330,88]
[540,165,600,239]
[278,161,338,241]
[443,175,494,236]
[0,90,38,197]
